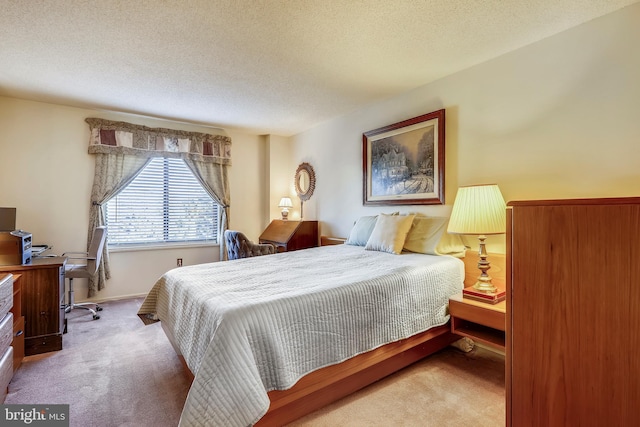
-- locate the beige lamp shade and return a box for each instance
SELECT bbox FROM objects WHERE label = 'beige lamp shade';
[448,184,506,235]
[278,197,293,220]
[278,197,293,209]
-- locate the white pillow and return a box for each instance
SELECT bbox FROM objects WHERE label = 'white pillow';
[365,214,415,254]
[345,215,378,246]
[345,212,399,246]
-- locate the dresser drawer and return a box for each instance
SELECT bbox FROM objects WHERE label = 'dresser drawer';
[0,313,13,354]
[0,275,12,321]
[0,346,13,403]
[12,316,24,372]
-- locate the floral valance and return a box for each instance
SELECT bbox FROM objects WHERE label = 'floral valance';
[86,118,231,165]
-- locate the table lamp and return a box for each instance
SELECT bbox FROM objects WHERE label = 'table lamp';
[448,184,506,293]
[278,197,293,220]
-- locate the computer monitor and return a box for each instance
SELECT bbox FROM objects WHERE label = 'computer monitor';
[0,207,16,232]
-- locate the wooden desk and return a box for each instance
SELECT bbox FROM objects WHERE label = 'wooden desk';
[259,220,319,252]
[0,257,66,355]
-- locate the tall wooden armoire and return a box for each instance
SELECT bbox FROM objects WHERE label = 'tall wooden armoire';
[506,197,640,427]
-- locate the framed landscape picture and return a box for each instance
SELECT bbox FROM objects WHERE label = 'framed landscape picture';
[363,109,445,206]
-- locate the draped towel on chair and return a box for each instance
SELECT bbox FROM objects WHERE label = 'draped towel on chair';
[85,118,232,297]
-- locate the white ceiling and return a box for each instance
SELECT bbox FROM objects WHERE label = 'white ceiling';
[0,0,636,136]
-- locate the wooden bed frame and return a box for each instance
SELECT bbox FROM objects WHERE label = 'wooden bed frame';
[164,322,457,426]
[162,250,488,426]
[258,325,457,426]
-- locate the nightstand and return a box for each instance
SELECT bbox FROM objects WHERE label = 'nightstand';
[449,292,506,350]
[320,236,346,246]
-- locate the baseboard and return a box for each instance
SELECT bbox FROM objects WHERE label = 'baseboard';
[74,293,148,304]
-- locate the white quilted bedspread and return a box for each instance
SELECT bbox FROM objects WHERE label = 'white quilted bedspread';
[138,244,464,427]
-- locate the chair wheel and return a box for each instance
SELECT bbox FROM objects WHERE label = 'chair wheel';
[93,315,100,320]
[96,306,103,311]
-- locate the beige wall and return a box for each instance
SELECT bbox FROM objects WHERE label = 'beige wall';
[266,135,295,222]
[2,4,639,302]
[226,130,270,240]
[290,4,640,253]
[0,97,267,301]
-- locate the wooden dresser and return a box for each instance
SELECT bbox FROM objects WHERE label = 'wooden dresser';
[0,273,15,403]
[9,274,23,372]
[506,197,640,426]
[0,257,66,356]
[259,220,319,252]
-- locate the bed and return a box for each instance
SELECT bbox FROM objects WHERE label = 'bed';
[138,215,466,426]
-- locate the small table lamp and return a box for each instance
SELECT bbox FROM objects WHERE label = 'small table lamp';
[278,197,293,220]
[448,184,506,294]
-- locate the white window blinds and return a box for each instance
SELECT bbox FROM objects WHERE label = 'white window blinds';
[105,157,218,246]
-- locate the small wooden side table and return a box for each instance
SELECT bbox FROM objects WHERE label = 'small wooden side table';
[320,236,346,246]
[449,292,506,350]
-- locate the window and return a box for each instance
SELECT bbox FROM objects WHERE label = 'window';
[105,157,219,247]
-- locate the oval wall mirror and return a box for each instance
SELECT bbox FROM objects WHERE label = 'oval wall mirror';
[295,162,315,201]
[294,162,316,218]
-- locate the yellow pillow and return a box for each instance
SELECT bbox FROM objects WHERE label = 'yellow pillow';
[365,214,416,254]
[403,216,449,255]
[435,231,467,258]
[402,214,467,257]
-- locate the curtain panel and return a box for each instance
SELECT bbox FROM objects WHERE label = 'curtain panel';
[85,118,232,297]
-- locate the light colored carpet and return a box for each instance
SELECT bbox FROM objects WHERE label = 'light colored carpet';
[6,297,505,426]
[290,344,505,427]
[6,298,191,427]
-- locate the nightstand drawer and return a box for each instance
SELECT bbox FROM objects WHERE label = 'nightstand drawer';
[449,297,505,331]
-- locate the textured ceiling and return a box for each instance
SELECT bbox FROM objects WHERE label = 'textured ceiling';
[0,0,637,136]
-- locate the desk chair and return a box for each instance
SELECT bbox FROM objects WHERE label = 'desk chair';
[224,230,275,260]
[64,226,107,321]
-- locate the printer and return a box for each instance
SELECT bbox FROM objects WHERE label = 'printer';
[0,230,32,265]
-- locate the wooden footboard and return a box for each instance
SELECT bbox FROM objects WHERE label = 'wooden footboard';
[259,324,456,426]
[163,322,457,426]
